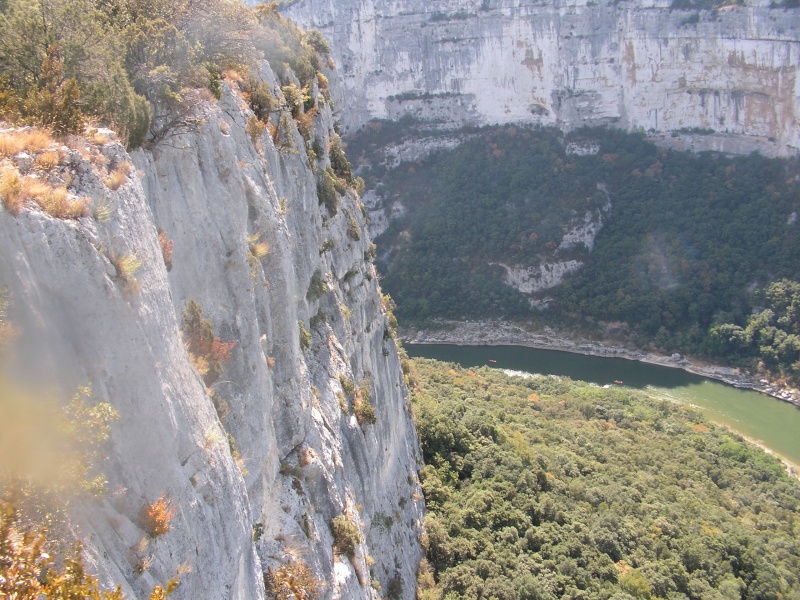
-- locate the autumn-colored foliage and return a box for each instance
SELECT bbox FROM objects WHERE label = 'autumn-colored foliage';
[140,493,176,538]
[182,300,236,386]
[158,230,174,271]
[1,500,177,599]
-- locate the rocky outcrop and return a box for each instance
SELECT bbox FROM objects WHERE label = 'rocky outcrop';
[497,259,584,295]
[284,0,800,156]
[0,58,423,599]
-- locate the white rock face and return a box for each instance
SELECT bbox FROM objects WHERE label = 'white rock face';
[0,60,423,599]
[285,0,800,156]
[560,191,611,252]
[496,260,584,294]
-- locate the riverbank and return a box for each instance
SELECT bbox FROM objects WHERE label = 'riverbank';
[402,320,800,409]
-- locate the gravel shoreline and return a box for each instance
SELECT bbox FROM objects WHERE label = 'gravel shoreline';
[402,320,800,409]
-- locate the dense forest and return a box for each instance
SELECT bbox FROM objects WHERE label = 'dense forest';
[408,357,800,600]
[359,125,800,382]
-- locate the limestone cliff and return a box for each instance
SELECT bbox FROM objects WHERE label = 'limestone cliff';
[0,58,423,599]
[284,0,800,156]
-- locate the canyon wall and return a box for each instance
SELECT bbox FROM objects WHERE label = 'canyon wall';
[285,0,800,156]
[0,58,423,599]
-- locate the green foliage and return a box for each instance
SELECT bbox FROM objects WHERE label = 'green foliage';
[365,242,377,262]
[410,358,800,600]
[339,376,356,398]
[206,63,222,100]
[252,2,320,89]
[331,514,360,558]
[318,168,339,214]
[281,83,305,117]
[368,125,800,360]
[84,65,151,149]
[305,30,331,55]
[298,320,311,351]
[710,279,800,384]
[329,135,354,184]
[276,112,295,151]
[353,380,376,426]
[0,0,153,144]
[241,74,278,121]
[306,270,328,301]
[1,380,119,511]
[0,0,322,149]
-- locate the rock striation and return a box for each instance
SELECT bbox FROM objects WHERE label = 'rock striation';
[284,0,800,156]
[0,58,423,599]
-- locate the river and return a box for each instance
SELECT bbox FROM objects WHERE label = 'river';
[406,343,800,470]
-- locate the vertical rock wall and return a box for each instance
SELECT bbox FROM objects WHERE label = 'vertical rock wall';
[0,57,424,599]
[284,0,800,156]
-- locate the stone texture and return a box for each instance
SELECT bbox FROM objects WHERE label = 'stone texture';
[0,59,423,599]
[284,0,800,156]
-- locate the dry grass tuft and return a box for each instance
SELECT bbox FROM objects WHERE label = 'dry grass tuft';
[246,116,266,146]
[0,166,23,215]
[0,133,24,158]
[247,232,270,260]
[20,177,50,202]
[247,232,269,278]
[19,178,90,219]
[88,149,109,170]
[92,131,110,145]
[110,252,142,294]
[223,69,244,84]
[104,162,132,190]
[265,560,322,600]
[34,150,61,170]
[0,129,53,158]
[94,198,113,222]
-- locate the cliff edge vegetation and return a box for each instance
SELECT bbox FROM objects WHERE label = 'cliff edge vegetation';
[0,0,329,149]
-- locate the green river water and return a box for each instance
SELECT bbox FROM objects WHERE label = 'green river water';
[405,343,800,469]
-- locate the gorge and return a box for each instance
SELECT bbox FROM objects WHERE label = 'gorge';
[2,0,800,598]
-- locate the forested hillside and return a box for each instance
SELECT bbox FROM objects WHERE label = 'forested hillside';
[409,357,800,600]
[363,125,800,382]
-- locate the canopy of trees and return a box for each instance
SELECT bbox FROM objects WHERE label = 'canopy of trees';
[711,279,800,384]
[409,357,800,600]
[364,125,800,371]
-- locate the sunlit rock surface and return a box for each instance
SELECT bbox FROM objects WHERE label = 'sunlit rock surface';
[285,0,800,156]
[0,59,424,600]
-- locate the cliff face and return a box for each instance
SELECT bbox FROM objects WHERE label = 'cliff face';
[284,0,800,156]
[0,59,423,599]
